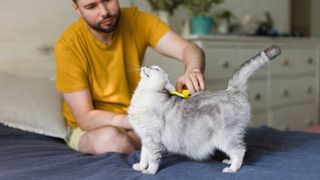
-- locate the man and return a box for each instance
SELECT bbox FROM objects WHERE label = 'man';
[55,0,205,155]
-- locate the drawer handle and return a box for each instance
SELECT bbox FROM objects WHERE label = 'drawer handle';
[307,58,313,65]
[254,93,262,101]
[282,58,289,66]
[307,86,313,94]
[221,61,230,69]
[281,89,290,97]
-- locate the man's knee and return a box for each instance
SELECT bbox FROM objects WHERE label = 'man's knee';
[82,126,135,154]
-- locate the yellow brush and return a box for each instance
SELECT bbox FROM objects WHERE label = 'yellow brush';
[169,89,190,99]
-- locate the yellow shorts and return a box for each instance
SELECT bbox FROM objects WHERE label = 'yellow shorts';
[67,127,86,151]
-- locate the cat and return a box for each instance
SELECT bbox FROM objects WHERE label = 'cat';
[128,45,281,174]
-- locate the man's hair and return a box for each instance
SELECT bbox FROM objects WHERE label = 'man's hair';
[72,0,77,3]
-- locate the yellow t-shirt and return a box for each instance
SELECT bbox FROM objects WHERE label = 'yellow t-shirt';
[55,7,170,128]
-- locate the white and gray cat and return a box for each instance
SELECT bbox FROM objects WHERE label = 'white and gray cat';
[128,45,281,174]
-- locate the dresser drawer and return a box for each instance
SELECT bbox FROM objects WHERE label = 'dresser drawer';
[270,78,299,107]
[271,104,318,131]
[295,76,317,102]
[270,48,297,75]
[296,48,318,74]
[248,81,268,110]
[270,76,316,107]
[204,47,239,80]
[250,112,269,128]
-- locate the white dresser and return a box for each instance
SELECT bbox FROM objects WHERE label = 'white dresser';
[144,35,320,131]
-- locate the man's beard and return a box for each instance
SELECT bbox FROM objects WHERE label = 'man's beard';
[85,13,120,33]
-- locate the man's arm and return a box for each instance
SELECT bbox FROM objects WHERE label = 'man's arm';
[154,31,206,94]
[63,88,132,131]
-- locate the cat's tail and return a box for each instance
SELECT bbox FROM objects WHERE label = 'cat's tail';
[227,45,281,92]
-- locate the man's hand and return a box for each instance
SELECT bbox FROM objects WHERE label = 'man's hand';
[110,115,133,130]
[153,30,206,94]
[176,67,205,94]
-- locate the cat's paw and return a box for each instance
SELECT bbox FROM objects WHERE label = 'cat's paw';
[222,167,237,173]
[222,159,232,165]
[133,163,144,171]
[142,168,157,174]
[141,164,159,174]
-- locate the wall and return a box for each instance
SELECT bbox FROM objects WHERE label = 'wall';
[0,1,77,61]
[0,1,77,78]
[311,0,320,37]
[0,0,131,78]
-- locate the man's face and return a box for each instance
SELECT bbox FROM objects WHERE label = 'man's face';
[73,0,120,33]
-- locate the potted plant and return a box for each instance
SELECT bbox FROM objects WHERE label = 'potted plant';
[183,0,224,35]
[147,0,183,25]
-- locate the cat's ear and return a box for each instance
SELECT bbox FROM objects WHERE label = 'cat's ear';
[165,79,176,91]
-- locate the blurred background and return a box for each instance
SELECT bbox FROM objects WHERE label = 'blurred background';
[0,0,318,67]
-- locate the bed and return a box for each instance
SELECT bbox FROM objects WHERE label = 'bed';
[0,66,319,179]
[1,123,319,180]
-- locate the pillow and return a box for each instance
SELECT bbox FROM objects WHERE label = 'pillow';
[0,71,69,140]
